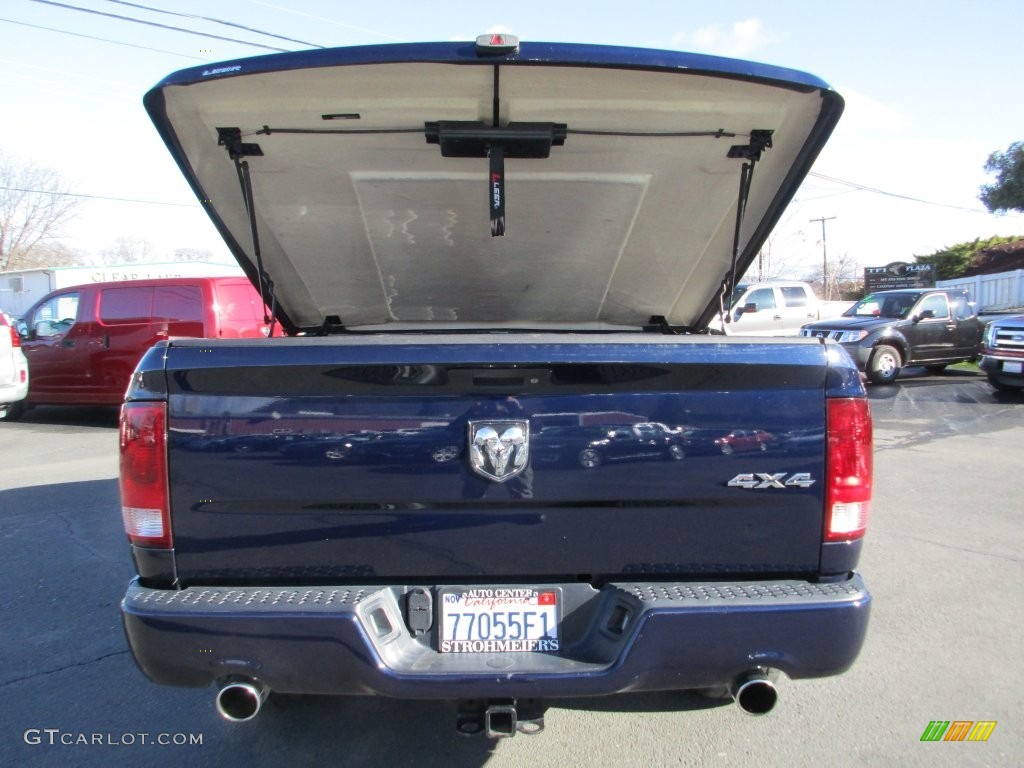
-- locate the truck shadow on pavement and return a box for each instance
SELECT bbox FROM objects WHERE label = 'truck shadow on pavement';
[865,368,1009,404]
[14,405,120,428]
[203,689,727,766]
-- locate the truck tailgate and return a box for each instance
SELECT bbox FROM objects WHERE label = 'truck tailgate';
[161,336,832,584]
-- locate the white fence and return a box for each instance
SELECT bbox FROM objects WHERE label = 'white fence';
[937,269,1024,312]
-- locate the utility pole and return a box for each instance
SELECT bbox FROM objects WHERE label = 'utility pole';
[810,216,836,301]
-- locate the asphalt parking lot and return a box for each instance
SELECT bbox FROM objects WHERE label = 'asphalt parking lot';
[0,367,1021,768]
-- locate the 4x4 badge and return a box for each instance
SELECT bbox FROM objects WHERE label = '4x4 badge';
[468,421,529,482]
[728,472,816,489]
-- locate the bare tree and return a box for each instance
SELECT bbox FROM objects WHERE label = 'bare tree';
[740,229,812,283]
[101,235,158,264]
[173,246,214,262]
[0,151,80,272]
[804,250,862,300]
[10,241,84,270]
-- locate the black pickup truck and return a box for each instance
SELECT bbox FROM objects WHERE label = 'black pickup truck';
[119,35,872,737]
[801,288,983,384]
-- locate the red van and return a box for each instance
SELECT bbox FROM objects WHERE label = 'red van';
[11,277,273,414]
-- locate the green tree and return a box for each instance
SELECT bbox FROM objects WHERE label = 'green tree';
[915,235,1021,280]
[914,241,975,280]
[980,141,1024,213]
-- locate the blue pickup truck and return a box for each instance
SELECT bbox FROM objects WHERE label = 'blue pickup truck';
[119,35,872,737]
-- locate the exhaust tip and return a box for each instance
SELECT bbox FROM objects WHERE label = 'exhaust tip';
[731,672,778,715]
[216,680,267,722]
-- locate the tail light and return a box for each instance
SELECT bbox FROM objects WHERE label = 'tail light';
[119,402,171,548]
[825,397,872,541]
[8,324,21,347]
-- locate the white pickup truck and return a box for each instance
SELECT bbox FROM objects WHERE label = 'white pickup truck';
[711,281,852,336]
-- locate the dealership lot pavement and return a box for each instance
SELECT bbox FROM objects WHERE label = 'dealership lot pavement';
[1,371,1021,767]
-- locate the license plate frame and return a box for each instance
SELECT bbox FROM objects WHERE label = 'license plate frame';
[438,586,561,653]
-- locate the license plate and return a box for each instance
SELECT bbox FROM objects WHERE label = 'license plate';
[438,587,560,653]
[1004,361,1023,374]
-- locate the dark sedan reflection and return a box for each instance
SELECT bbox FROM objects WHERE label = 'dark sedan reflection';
[278,426,463,469]
[532,422,689,469]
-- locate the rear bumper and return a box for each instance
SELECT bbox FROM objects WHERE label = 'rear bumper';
[122,574,870,699]
[0,372,28,405]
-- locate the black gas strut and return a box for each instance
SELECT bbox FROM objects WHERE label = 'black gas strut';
[217,127,278,333]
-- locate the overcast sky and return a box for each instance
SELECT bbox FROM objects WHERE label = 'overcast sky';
[3,0,1023,278]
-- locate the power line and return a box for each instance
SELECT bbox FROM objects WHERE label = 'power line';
[242,0,408,42]
[103,0,324,49]
[807,172,987,213]
[1,56,136,91]
[5,72,127,106]
[29,0,290,52]
[0,185,199,208]
[0,16,210,60]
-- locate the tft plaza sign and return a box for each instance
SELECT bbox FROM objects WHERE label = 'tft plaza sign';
[864,262,935,292]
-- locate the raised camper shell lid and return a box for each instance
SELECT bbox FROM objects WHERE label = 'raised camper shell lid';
[145,39,843,335]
